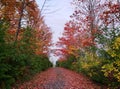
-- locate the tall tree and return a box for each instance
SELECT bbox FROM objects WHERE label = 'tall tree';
[0,0,40,42]
[56,20,95,59]
[71,0,103,42]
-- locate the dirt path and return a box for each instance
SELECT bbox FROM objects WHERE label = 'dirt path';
[15,67,105,89]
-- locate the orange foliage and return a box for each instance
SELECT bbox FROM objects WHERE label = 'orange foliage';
[0,0,40,29]
[0,0,52,56]
[34,24,52,55]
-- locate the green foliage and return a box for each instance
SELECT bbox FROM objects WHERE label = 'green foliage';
[30,55,52,74]
[56,55,76,69]
[96,27,120,47]
[0,19,14,89]
[0,19,9,50]
[56,28,120,88]
[72,52,109,84]
[102,36,120,87]
[0,21,52,89]
[74,27,120,87]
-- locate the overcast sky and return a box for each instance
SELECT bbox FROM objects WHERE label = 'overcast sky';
[36,0,74,43]
[36,0,74,63]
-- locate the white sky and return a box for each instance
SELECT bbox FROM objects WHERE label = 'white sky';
[36,0,74,43]
[36,0,74,63]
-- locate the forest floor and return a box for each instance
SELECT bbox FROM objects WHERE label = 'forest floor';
[14,67,107,89]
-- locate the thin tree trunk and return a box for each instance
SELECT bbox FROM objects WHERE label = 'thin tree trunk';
[14,0,25,44]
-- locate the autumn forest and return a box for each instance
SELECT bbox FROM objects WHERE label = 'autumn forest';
[0,0,120,89]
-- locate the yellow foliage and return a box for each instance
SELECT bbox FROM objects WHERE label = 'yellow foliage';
[114,37,120,50]
[102,37,120,82]
[102,61,120,82]
[79,51,101,73]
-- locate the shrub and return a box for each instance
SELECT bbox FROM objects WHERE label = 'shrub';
[56,55,76,69]
[0,21,52,89]
[102,36,120,87]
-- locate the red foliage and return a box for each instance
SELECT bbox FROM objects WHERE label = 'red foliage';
[7,29,16,34]
[56,19,97,59]
[56,0,119,59]
[101,1,120,26]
